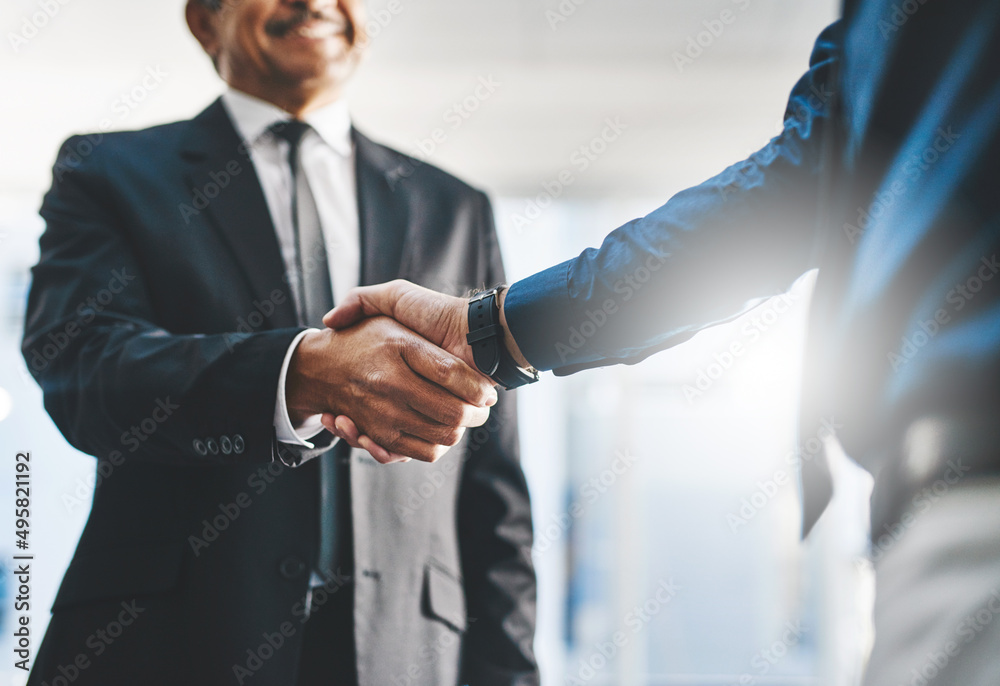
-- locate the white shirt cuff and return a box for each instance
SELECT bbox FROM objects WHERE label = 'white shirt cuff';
[274,329,329,448]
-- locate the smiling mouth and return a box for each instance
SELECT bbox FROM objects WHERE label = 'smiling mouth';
[267,14,349,41]
[290,20,342,39]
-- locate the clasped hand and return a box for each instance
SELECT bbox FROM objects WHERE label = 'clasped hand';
[284,311,494,464]
[318,280,527,463]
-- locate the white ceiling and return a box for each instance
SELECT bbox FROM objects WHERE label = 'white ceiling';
[1,0,838,202]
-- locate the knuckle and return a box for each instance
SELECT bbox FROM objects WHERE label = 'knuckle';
[441,427,463,447]
[435,356,458,384]
[480,381,496,402]
[365,369,389,393]
[374,425,401,451]
[467,380,490,405]
[479,380,497,405]
[439,401,465,427]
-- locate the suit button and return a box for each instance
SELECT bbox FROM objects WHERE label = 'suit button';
[206,439,220,455]
[220,436,233,455]
[279,556,306,580]
[193,439,208,456]
[233,434,246,454]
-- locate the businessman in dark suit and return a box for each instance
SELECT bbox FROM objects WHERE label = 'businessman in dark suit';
[21,1,537,684]
[324,2,1000,683]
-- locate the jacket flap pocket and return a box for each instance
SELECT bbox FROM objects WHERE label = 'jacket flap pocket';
[423,562,467,633]
[52,541,183,611]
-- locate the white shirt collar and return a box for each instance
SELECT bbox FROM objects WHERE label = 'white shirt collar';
[221,87,353,157]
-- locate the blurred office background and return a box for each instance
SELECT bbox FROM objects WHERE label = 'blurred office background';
[0,1,877,684]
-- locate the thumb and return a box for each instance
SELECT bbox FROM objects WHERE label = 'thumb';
[323,281,404,329]
[323,293,365,330]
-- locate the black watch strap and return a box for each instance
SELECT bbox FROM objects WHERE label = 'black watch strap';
[467,287,539,391]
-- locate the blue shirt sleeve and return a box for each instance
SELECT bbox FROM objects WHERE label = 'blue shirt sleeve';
[505,21,843,374]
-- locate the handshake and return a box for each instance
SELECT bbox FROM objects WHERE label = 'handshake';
[284,280,531,464]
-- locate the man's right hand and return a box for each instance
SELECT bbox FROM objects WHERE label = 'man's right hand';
[322,279,531,369]
[319,280,533,463]
[284,315,497,464]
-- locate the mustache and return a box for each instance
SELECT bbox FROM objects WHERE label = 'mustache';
[264,7,352,39]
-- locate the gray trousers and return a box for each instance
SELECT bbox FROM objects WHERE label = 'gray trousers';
[863,478,1000,686]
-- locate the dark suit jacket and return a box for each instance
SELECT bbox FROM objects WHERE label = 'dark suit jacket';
[22,99,538,686]
[504,0,1000,533]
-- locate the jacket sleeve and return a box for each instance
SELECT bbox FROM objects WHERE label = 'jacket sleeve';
[22,137,303,467]
[458,191,539,686]
[503,20,843,374]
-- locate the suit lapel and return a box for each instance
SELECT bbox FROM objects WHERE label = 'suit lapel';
[180,99,298,328]
[353,130,413,287]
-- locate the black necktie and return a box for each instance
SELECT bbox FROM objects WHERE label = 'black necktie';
[271,121,340,582]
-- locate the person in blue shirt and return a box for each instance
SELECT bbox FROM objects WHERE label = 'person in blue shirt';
[324,1,1000,683]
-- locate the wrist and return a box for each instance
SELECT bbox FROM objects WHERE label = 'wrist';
[466,287,537,390]
[285,329,334,422]
[498,287,530,369]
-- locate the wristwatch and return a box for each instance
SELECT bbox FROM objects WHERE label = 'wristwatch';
[466,287,539,390]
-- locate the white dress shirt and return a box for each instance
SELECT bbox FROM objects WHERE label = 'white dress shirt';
[221,88,361,450]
